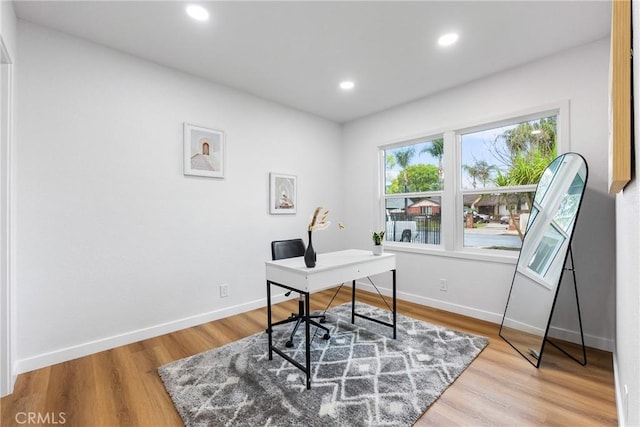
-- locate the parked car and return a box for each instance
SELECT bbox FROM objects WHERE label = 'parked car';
[475,213,490,223]
[463,210,489,223]
[500,214,520,224]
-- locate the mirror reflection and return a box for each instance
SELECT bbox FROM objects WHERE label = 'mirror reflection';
[500,153,588,367]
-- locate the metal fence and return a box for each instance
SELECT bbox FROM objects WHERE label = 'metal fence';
[386,215,441,245]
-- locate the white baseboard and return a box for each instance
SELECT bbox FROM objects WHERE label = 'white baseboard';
[353,280,503,324]
[0,368,16,398]
[15,292,293,375]
[547,325,614,352]
[10,369,16,395]
[353,280,614,352]
[15,281,614,375]
[613,351,627,427]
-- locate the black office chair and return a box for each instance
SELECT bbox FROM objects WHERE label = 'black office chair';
[270,238,330,348]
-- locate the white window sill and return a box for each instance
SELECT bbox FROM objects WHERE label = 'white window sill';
[383,242,519,265]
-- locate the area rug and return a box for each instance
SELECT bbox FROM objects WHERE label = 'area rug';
[158,302,488,426]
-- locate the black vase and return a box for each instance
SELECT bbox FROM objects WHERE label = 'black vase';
[304,230,316,268]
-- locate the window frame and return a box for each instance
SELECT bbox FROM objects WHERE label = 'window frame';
[380,134,445,248]
[378,101,569,264]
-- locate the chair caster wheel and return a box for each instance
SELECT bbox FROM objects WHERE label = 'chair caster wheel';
[285,341,294,348]
[319,317,326,324]
[323,333,330,340]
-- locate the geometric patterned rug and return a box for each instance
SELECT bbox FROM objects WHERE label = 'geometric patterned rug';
[158,302,488,426]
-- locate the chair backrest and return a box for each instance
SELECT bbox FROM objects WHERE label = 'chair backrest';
[271,238,305,261]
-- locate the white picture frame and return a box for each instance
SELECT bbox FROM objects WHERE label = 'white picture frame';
[269,173,297,215]
[183,123,225,178]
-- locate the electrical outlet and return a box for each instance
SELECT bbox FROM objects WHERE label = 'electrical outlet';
[440,279,447,292]
[220,283,229,298]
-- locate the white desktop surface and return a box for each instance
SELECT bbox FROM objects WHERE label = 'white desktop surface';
[265,249,396,292]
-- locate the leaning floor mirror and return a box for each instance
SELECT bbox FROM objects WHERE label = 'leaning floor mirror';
[499,152,588,368]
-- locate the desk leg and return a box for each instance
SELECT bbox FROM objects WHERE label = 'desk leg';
[304,291,311,390]
[351,279,356,324]
[266,280,273,360]
[392,269,397,339]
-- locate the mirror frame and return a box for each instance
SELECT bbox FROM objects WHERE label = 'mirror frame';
[499,152,589,368]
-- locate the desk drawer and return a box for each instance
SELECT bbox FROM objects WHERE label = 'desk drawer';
[306,256,396,290]
[266,251,396,293]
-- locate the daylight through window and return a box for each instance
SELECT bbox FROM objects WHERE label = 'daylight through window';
[381,111,559,255]
[384,138,443,245]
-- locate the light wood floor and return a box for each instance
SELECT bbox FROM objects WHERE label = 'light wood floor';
[1,287,617,426]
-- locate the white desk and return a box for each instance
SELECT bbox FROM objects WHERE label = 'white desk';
[265,249,397,389]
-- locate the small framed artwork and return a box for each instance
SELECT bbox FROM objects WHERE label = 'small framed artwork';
[184,123,225,178]
[269,173,297,214]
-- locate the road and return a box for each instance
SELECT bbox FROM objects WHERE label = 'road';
[464,223,522,249]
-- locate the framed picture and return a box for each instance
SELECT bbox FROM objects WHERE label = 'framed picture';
[184,123,225,178]
[269,173,297,214]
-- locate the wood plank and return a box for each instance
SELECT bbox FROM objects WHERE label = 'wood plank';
[0,287,617,426]
[608,0,632,193]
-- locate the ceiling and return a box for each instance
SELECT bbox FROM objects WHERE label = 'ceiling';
[13,1,612,123]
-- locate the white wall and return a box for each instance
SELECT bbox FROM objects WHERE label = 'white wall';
[614,3,640,425]
[0,0,17,398]
[9,13,622,392]
[14,21,344,372]
[615,117,640,427]
[0,0,17,57]
[342,38,615,351]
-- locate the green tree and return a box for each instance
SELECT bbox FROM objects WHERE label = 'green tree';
[394,147,415,192]
[421,138,444,186]
[391,147,416,214]
[493,122,557,241]
[385,154,396,170]
[387,164,440,193]
[421,138,444,159]
[494,139,556,240]
[493,117,557,171]
[530,117,557,156]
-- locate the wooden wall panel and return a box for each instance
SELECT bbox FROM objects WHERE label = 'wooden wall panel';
[609,0,632,194]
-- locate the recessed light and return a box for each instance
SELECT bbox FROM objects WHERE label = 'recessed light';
[437,33,459,47]
[186,5,209,22]
[340,81,355,90]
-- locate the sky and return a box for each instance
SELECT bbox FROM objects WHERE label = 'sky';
[384,128,514,190]
[385,118,552,191]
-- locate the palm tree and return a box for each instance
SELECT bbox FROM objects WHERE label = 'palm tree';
[393,147,415,216]
[420,138,444,188]
[463,160,494,189]
[530,117,556,157]
[493,151,551,241]
[462,160,495,217]
[394,147,415,192]
[494,116,557,166]
[491,117,557,240]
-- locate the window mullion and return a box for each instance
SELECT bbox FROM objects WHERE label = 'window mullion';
[461,184,537,195]
[384,191,441,199]
[379,106,561,256]
[442,131,457,251]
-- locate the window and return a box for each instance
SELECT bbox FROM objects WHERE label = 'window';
[460,115,557,251]
[380,109,561,258]
[383,138,443,245]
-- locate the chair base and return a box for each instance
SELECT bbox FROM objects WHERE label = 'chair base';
[267,296,330,347]
[284,316,330,347]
